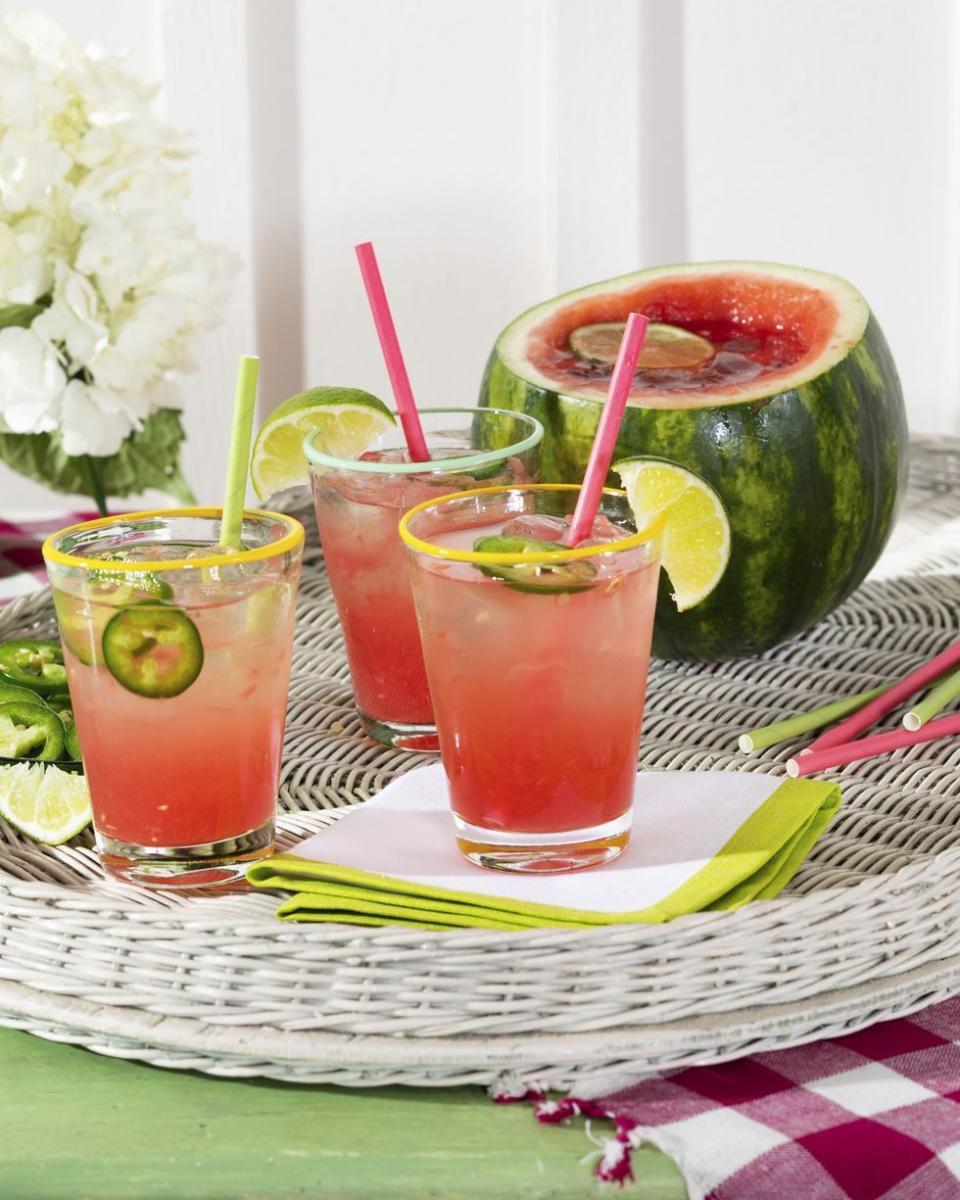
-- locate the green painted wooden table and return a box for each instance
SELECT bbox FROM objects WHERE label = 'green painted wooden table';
[0,1027,686,1198]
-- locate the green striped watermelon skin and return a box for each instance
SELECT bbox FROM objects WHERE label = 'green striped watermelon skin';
[479,314,909,661]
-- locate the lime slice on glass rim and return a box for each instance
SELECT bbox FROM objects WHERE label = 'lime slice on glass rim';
[250,387,397,500]
[570,322,715,370]
[614,458,730,611]
[0,762,91,844]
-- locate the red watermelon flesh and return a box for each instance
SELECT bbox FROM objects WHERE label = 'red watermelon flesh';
[524,271,844,407]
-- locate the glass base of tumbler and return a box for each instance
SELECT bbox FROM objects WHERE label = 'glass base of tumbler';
[97,819,275,888]
[359,709,439,753]
[453,810,632,873]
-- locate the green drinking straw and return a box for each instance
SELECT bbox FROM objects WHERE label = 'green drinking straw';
[220,355,261,550]
[737,684,891,753]
[903,664,960,731]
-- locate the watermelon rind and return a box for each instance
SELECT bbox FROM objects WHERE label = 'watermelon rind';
[479,261,909,661]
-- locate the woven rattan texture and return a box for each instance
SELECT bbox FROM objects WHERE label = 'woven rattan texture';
[1,437,959,1089]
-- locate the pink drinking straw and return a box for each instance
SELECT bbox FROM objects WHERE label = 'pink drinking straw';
[802,637,960,756]
[355,241,430,462]
[564,313,649,547]
[787,711,960,778]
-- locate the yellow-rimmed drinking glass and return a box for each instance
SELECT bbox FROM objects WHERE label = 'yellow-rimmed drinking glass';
[42,507,304,887]
[399,484,663,872]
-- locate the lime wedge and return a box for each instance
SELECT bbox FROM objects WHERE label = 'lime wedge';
[614,458,730,610]
[570,322,715,370]
[251,387,396,500]
[0,762,91,844]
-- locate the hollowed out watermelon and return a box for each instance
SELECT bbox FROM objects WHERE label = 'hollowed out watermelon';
[479,262,908,661]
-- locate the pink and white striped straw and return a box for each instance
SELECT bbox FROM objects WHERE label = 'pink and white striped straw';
[354,242,430,462]
[564,313,649,547]
[787,711,960,778]
[803,637,960,755]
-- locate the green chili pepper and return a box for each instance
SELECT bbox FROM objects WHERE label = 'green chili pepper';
[472,536,598,594]
[0,640,68,694]
[102,605,204,698]
[0,700,66,761]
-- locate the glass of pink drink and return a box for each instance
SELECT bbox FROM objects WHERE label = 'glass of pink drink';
[399,484,662,872]
[43,508,304,887]
[305,408,542,751]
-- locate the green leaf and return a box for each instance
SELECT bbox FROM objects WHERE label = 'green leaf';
[0,408,196,505]
[0,300,49,329]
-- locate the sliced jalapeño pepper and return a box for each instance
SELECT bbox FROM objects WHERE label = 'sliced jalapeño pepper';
[102,604,204,698]
[86,569,174,606]
[46,691,74,724]
[0,700,65,761]
[53,590,102,667]
[0,682,46,706]
[473,536,598,594]
[0,639,68,694]
[65,722,82,762]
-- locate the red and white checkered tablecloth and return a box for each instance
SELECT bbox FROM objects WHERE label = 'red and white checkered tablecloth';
[498,997,960,1197]
[0,511,101,603]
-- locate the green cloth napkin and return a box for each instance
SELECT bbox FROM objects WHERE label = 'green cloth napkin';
[248,767,841,930]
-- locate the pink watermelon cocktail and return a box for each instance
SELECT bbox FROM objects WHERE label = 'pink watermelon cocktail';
[306,407,543,750]
[44,509,304,887]
[400,484,661,872]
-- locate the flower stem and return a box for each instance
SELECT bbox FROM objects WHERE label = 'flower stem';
[82,455,109,517]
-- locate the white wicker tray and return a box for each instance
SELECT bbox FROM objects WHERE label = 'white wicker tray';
[1,436,959,1094]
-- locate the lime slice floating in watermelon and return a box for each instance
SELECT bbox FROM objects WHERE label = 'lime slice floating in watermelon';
[614,459,730,611]
[0,762,91,844]
[251,386,397,500]
[570,322,715,370]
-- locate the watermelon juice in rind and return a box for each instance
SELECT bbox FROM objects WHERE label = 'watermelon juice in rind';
[400,485,661,873]
[305,407,543,752]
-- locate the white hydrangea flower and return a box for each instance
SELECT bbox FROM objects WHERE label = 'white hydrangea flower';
[0,130,71,213]
[2,10,70,67]
[0,214,53,303]
[0,324,65,433]
[33,262,108,365]
[74,217,150,309]
[0,10,238,460]
[85,342,152,396]
[59,377,131,455]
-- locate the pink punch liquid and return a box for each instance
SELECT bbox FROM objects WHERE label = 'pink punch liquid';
[409,515,660,835]
[57,572,297,848]
[311,452,530,728]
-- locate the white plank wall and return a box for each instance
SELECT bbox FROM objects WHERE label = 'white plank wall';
[1,0,959,513]
[684,0,960,437]
[296,0,553,415]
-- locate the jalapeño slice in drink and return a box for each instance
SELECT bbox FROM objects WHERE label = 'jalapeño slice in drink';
[0,640,68,694]
[473,535,598,593]
[102,604,204,698]
[87,569,174,606]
